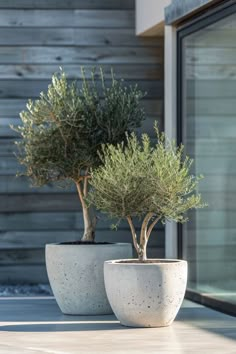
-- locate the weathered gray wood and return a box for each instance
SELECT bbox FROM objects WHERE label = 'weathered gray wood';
[0,229,164,249]
[0,63,163,80]
[0,79,163,99]
[0,193,81,212]
[0,118,19,137]
[0,28,162,47]
[0,98,163,116]
[0,46,163,65]
[0,0,135,9]
[0,246,164,265]
[0,139,18,156]
[0,211,85,231]
[0,175,75,193]
[0,157,23,174]
[0,99,27,116]
[136,116,163,136]
[0,265,49,283]
[147,247,165,259]
[0,10,134,28]
[0,248,44,265]
[0,212,163,231]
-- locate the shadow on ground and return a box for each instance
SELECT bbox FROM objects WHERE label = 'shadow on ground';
[176,307,236,342]
[0,322,126,332]
[0,298,235,343]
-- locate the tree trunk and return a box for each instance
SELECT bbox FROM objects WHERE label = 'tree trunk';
[81,205,96,242]
[75,179,96,243]
[138,246,147,262]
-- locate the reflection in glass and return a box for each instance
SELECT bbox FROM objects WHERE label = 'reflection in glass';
[181,12,236,306]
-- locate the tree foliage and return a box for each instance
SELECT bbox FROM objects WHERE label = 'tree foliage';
[88,125,206,259]
[12,67,146,242]
[13,68,146,186]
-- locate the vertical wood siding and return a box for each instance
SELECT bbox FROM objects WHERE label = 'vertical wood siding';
[0,0,164,283]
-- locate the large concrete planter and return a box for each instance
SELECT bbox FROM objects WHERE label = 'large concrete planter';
[45,243,132,315]
[104,259,187,327]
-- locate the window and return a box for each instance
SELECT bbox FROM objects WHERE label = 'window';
[178,2,236,315]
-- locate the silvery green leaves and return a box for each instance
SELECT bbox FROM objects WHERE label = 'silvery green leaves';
[13,67,146,187]
[88,133,158,256]
[88,125,206,249]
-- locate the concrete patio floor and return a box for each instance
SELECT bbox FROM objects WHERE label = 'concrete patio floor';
[0,298,235,354]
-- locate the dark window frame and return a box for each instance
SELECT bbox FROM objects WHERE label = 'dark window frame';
[177,0,236,317]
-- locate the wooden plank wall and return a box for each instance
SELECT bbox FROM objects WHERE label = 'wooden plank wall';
[0,0,164,283]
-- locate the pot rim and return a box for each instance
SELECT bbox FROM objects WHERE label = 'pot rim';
[46,242,131,247]
[105,258,187,265]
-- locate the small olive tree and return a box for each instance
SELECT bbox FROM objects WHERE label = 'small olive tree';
[88,126,206,260]
[13,68,145,242]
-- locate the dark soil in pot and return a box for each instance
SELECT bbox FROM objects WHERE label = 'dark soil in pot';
[59,241,114,245]
[116,259,183,264]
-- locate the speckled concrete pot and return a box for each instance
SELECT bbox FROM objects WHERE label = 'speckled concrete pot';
[45,243,132,315]
[104,259,187,327]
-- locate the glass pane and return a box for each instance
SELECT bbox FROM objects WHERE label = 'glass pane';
[182,11,236,306]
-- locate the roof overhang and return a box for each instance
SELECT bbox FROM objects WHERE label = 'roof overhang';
[165,0,224,25]
[136,0,225,37]
[135,0,171,36]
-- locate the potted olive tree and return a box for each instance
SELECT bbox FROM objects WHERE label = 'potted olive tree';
[13,68,145,315]
[88,126,206,327]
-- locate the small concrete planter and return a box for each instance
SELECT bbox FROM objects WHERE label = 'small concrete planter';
[45,243,132,315]
[104,259,187,328]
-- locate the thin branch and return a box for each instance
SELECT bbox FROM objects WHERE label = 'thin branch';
[141,213,153,237]
[127,216,140,255]
[140,212,154,248]
[147,216,161,240]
